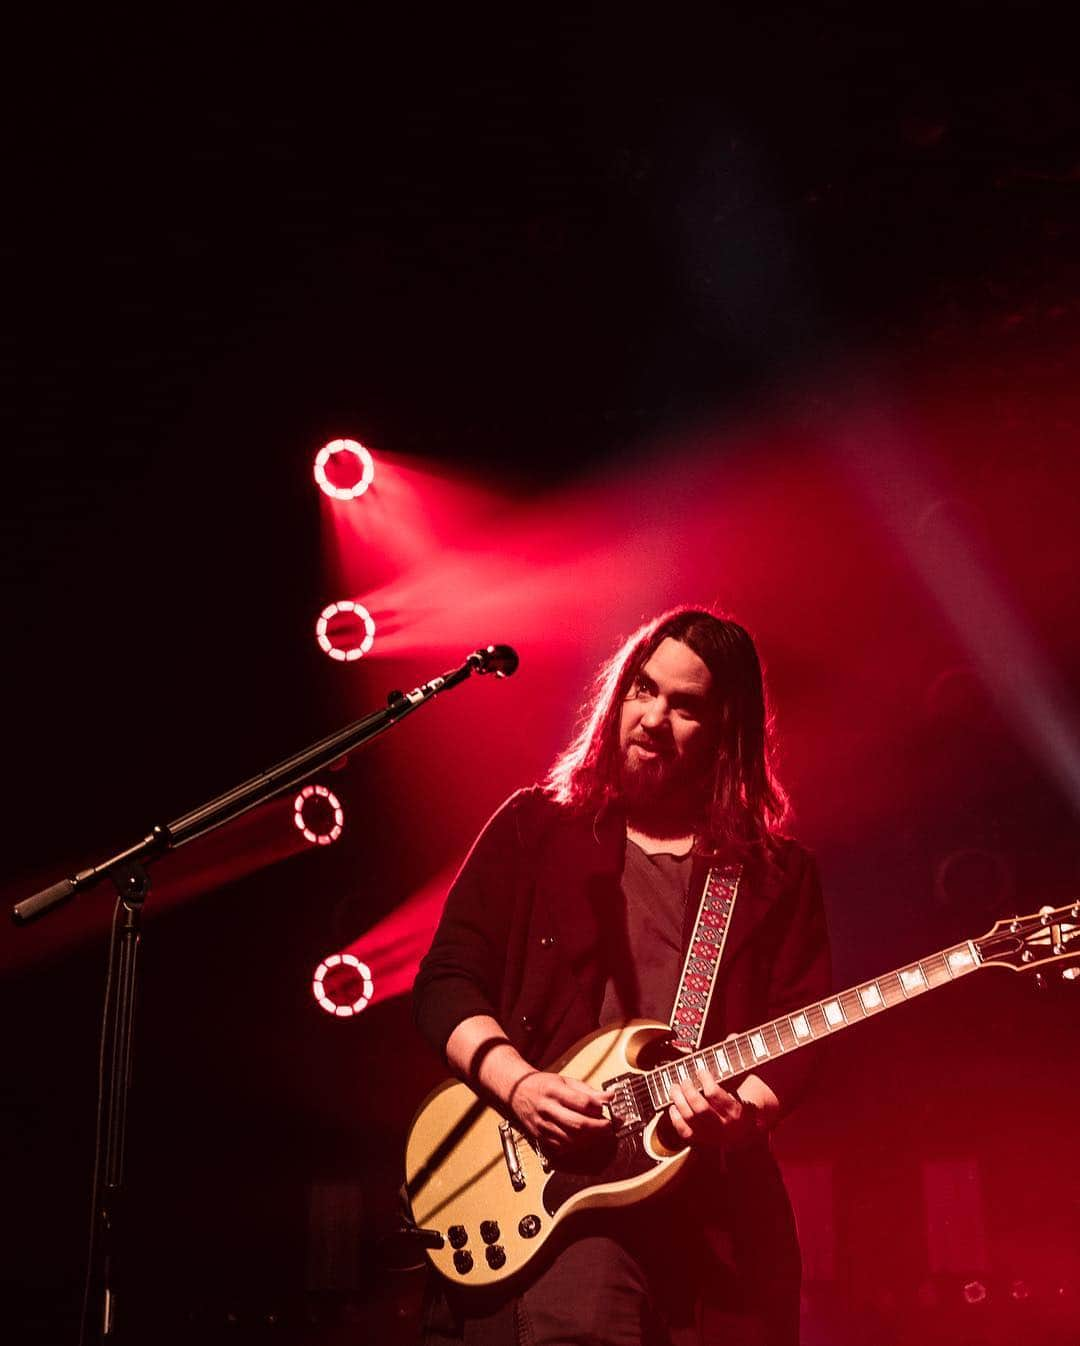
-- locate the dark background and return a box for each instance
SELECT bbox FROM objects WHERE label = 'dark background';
[3,9,1079,1344]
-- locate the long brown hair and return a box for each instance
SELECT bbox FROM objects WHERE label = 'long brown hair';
[545,608,790,858]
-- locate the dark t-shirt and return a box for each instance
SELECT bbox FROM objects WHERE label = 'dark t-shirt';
[600,840,694,1026]
[514,843,706,1343]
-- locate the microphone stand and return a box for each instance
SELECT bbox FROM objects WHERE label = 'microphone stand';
[10,644,517,1344]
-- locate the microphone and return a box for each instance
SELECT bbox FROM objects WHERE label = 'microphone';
[467,644,520,678]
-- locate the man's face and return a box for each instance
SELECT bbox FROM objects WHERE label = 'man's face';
[618,637,718,808]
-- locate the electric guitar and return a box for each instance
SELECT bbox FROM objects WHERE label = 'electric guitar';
[404,902,1079,1288]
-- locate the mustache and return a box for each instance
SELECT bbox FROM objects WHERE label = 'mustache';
[629,734,672,753]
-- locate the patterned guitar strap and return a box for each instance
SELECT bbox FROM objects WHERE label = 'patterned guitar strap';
[669,863,743,1052]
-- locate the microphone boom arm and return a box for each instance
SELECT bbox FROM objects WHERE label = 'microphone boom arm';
[9,639,516,1342]
[11,643,518,925]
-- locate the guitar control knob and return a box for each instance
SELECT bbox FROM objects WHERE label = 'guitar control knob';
[518,1214,542,1239]
[453,1249,474,1275]
[480,1220,500,1244]
[448,1225,468,1249]
[485,1245,506,1270]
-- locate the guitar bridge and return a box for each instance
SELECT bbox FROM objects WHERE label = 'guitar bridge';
[602,1074,644,1130]
[499,1121,526,1190]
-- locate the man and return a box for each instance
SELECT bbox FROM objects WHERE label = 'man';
[413,608,831,1346]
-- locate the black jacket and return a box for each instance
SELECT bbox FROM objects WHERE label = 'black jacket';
[414,787,831,1116]
[412,787,832,1345]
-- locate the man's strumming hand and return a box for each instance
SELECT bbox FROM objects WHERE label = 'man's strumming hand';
[509,1071,613,1159]
[445,1016,612,1161]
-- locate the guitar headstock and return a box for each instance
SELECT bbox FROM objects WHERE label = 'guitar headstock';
[975,902,1080,974]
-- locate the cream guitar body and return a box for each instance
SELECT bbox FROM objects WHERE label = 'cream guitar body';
[404,902,1079,1290]
[405,1019,687,1289]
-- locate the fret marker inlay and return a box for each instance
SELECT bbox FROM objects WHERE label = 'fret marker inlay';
[620,925,1017,1155]
[900,967,925,993]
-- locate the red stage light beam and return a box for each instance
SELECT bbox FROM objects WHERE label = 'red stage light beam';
[319,451,506,597]
[837,412,1080,812]
[313,867,457,1016]
[2,796,314,974]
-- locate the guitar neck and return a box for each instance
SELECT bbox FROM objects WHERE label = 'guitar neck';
[642,939,983,1112]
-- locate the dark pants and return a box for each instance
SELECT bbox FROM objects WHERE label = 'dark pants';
[420,1158,800,1346]
[513,1231,773,1346]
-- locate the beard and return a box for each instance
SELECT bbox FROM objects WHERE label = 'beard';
[619,750,671,808]
[618,743,709,823]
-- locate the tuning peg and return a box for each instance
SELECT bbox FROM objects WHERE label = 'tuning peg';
[1039,906,1054,924]
[1033,973,1048,991]
[1064,967,1080,982]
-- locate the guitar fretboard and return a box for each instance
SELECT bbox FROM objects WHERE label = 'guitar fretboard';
[643,940,981,1112]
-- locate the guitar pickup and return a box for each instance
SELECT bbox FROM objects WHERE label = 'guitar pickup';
[499,1121,526,1190]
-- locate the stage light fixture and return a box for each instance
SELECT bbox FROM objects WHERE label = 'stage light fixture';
[314,439,375,500]
[315,600,376,662]
[313,953,374,1017]
[294,783,344,845]
[933,848,1012,911]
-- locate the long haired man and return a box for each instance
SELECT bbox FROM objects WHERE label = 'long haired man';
[414,608,831,1346]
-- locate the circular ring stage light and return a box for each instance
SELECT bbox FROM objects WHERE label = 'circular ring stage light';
[315,601,375,662]
[313,954,374,1017]
[294,783,345,845]
[933,848,1012,911]
[314,439,375,500]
